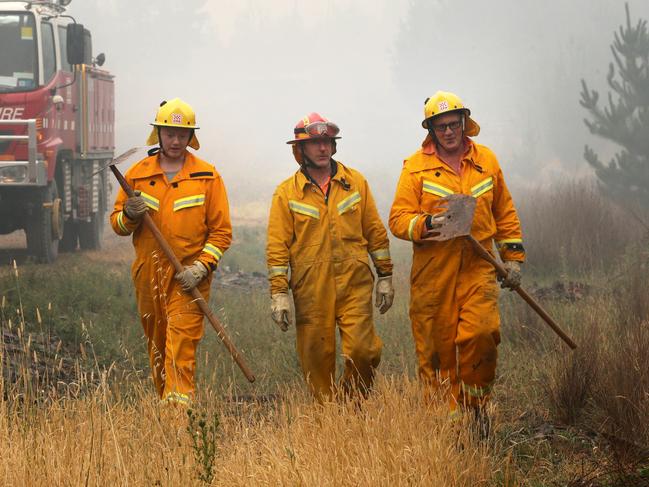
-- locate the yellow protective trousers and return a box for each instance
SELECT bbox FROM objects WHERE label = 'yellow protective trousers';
[293,258,382,400]
[409,240,500,412]
[134,258,211,402]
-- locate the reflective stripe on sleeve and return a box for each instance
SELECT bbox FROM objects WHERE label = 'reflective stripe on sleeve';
[269,265,289,277]
[370,248,391,261]
[203,243,223,260]
[288,200,320,219]
[117,211,129,233]
[173,194,205,211]
[408,215,421,240]
[337,191,361,215]
[471,177,494,197]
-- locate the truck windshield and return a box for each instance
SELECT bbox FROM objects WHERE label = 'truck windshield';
[0,13,38,93]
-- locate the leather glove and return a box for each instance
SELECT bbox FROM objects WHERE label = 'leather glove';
[124,190,147,220]
[499,261,522,289]
[271,293,291,332]
[174,260,208,292]
[375,275,395,314]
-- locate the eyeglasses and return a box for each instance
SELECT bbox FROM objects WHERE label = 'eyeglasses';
[295,121,340,138]
[431,120,462,133]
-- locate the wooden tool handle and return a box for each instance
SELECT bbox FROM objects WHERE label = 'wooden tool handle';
[111,165,256,382]
[467,235,577,350]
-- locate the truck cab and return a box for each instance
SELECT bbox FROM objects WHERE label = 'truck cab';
[0,0,115,262]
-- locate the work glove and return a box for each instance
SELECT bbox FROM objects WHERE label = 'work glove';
[124,190,147,220]
[174,260,208,292]
[375,275,395,314]
[499,261,522,289]
[271,293,291,332]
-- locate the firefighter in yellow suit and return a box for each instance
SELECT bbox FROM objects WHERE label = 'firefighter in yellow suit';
[389,92,524,427]
[111,98,232,406]
[267,113,394,401]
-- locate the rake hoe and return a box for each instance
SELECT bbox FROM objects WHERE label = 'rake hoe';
[100,148,256,382]
[423,194,577,350]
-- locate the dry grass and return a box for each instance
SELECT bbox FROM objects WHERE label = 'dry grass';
[2,181,649,485]
[0,373,510,486]
[517,179,642,276]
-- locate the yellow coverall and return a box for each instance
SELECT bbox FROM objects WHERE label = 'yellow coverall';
[111,152,232,404]
[267,161,392,400]
[389,139,524,413]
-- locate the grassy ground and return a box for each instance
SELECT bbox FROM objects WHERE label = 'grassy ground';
[1,181,648,485]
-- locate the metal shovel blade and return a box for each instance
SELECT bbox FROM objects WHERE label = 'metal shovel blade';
[422,194,476,241]
[90,146,144,177]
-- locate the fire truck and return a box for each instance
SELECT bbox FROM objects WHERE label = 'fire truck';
[0,0,114,262]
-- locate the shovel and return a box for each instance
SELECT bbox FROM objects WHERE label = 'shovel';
[423,194,577,350]
[102,148,256,382]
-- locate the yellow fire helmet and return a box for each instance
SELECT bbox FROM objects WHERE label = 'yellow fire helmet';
[146,98,200,150]
[421,91,480,137]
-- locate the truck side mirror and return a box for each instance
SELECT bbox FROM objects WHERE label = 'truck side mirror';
[67,23,86,65]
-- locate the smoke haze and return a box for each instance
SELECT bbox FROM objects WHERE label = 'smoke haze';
[67,0,649,218]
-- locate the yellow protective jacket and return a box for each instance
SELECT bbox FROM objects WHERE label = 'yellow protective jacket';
[267,161,392,296]
[110,152,232,273]
[389,138,523,411]
[389,139,524,261]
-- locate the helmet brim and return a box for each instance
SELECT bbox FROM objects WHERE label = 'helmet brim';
[421,110,480,137]
[146,126,200,150]
[286,136,341,145]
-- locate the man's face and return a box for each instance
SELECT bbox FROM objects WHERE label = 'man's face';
[301,138,334,168]
[159,127,192,159]
[430,112,464,153]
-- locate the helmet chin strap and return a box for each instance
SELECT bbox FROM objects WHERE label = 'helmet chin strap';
[300,145,318,169]
[158,127,167,157]
[149,128,194,157]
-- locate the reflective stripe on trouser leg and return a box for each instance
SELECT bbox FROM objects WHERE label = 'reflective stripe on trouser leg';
[336,258,382,396]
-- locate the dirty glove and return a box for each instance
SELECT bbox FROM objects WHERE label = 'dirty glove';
[375,275,395,314]
[271,293,291,332]
[174,260,208,292]
[499,261,522,289]
[124,190,147,220]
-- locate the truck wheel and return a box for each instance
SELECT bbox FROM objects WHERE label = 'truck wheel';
[78,201,105,250]
[59,220,79,252]
[25,182,61,263]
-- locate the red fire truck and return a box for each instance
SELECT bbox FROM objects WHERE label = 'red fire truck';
[0,0,114,262]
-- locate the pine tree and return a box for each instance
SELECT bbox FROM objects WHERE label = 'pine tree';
[580,3,649,209]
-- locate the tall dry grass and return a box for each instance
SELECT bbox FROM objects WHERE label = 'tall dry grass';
[517,179,643,276]
[2,180,649,485]
[0,370,512,486]
[543,246,649,445]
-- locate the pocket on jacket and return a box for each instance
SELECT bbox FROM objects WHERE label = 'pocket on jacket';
[169,198,207,241]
